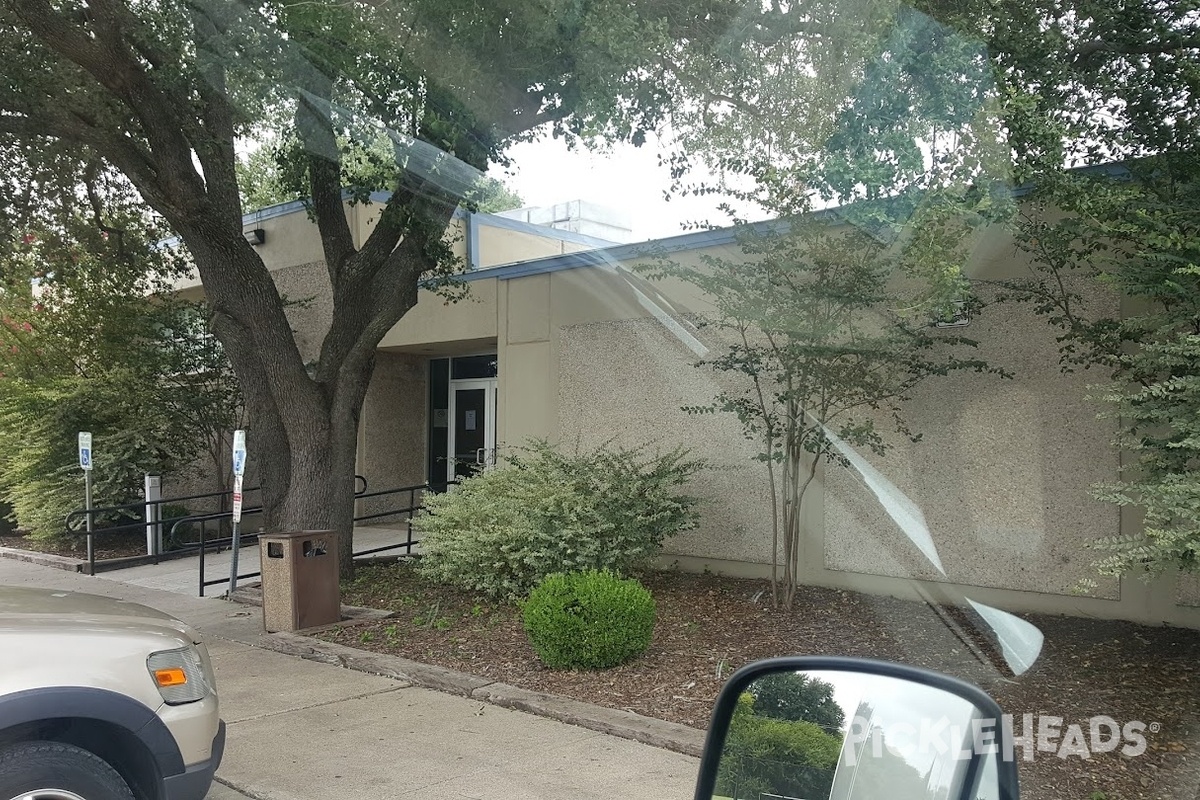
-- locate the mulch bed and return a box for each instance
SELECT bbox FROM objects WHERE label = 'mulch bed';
[320,561,1200,800]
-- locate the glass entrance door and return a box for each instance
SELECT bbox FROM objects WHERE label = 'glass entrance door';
[448,379,497,481]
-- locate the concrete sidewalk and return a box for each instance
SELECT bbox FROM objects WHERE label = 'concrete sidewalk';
[0,557,702,799]
[86,524,418,598]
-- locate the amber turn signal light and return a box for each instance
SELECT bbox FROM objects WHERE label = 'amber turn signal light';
[153,667,188,688]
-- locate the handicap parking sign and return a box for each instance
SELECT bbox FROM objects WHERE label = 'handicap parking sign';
[232,429,246,477]
[78,432,93,471]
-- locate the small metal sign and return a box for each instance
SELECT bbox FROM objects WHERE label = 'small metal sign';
[232,429,247,477]
[231,474,244,524]
[78,431,93,471]
[228,429,247,595]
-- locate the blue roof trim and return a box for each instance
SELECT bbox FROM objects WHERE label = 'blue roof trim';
[241,197,309,226]
[172,161,1135,268]
[239,190,468,227]
[161,190,470,250]
[470,217,795,281]
[463,161,1138,283]
[473,212,618,248]
[1010,161,1131,198]
[465,196,924,280]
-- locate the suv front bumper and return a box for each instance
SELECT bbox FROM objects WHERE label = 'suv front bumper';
[162,720,226,800]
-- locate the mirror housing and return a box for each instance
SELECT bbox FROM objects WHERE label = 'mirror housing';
[693,656,1020,800]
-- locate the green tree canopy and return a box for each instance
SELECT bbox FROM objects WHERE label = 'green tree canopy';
[0,0,753,573]
[717,691,845,800]
[749,671,847,732]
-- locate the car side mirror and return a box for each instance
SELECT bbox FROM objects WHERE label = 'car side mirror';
[693,657,1020,800]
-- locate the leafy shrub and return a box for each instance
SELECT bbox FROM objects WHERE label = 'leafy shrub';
[716,693,843,800]
[0,277,241,543]
[0,373,183,540]
[415,439,704,600]
[522,569,655,669]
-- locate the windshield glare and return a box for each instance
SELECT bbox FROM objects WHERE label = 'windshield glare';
[1,1,1197,798]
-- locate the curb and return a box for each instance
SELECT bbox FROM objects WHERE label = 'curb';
[225,584,395,629]
[471,681,706,757]
[0,545,203,574]
[0,546,85,572]
[258,630,705,758]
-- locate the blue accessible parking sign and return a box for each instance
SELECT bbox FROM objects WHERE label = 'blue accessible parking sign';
[78,432,93,471]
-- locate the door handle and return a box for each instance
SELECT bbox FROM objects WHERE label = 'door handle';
[475,448,485,464]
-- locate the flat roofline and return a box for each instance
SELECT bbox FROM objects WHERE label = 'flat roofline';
[453,160,1135,284]
[171,160,1135,276]
[165,191,619,253]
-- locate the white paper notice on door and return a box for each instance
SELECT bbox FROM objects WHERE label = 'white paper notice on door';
[465,410,477,431]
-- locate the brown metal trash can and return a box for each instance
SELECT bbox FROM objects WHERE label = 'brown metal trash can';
[259,530,341,632]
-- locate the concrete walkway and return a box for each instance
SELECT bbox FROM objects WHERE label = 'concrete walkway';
[0,555,702,800]
[103,524,419,597]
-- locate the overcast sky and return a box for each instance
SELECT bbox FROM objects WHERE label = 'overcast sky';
[491,131,758,242]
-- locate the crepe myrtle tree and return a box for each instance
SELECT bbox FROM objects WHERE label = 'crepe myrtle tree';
[646,212,1005,609]
[640,1,1018,607]
[0,0,753,576]
[649,0,1199,584]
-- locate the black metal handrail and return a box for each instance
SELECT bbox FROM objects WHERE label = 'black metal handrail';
[66,474,369,533]
[348,481,448,557]
[190,507,265,596]
[193,480,455,596]
[72,475,368,575]
[65,485,262,533]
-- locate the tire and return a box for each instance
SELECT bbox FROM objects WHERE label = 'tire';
[0,741,135,800]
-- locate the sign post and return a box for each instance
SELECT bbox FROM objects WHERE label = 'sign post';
[144,474,162,557]
[78,432,94,575]
[227,430,247,597]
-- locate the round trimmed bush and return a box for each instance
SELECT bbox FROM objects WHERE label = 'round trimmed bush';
[522,570,656,670]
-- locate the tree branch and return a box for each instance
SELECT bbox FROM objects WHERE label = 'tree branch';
[1072,34,1200,65]
[315,173,461,407]
[81,0,175,70]
[295,84,356,277]
[81,163,128,259]
[11,0,209,213]
[0,110,177,215]
[189,2,243,224]
[660,53,759,117]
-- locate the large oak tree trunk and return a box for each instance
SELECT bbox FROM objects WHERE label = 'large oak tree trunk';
[8,0,461,584]
[248,367,367,579]
[257,395,364,578]
[185,225,388,578]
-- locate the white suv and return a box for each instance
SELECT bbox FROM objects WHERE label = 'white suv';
[0,586,224,800]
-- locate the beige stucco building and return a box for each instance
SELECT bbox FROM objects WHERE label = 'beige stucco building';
[175,193,1200,630]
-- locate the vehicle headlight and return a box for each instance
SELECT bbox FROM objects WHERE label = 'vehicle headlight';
[146,645,211,705]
